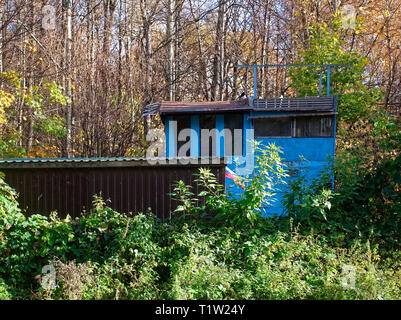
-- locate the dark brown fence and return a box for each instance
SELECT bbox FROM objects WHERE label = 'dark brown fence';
[0,158,226,219]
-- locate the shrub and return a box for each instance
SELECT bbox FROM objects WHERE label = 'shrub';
[0,172,24,238]
[0,142,400,300]
[0,278,11,300]
[0,188,163,298]
[247,233,401,300]
[171,142,288,229]
[160,224,401,300]
[282,153,401,251]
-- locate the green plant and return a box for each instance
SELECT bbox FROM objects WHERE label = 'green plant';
[289,18,383,124]
[0,71,70,158]
[171,143,288,229]
[283,170,336,231]
[281,151,401,251]
[0,278,11,300]
[0,173,24,237]
[0,156,400,300]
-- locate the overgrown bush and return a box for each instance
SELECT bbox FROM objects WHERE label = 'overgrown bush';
[0,180,163,298]
[282,152,401,251]
[0,141,400,300]
[170,142,288,229]
[1,198,400,300]
[0,278,11,300]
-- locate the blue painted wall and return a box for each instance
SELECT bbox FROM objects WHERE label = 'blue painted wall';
[164,109,336,217]
[254,137,335,216]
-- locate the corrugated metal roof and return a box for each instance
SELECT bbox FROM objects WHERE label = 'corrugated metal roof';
[0,157,226,169]
[0,157,144,163]
[143,96,337,117]
[142,99,251,117]
[253,95,337,112]
[249,112,337,119]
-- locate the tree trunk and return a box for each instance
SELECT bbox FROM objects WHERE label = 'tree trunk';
[174,1,183,100]
[118,0,124,104]
[65,0,73,157]
[166,0,175,101]
[260,1,271,98]
[0,2,3,75]
[211,0,225,101]
[141,0,153,139]
[103,0,116,60]
[219,5,227,100]
[27,2,36,153]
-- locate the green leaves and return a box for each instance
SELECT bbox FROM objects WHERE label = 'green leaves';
[289,20,383,124]
[0,175,400,299]
[0,70,70,158]
[169,143,288,229]
[0,174,25,235]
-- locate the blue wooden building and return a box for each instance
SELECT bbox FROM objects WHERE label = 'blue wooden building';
[143,95,338,216]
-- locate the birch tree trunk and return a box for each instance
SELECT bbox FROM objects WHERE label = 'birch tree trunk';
[27,2,36,153]
[0,2,3,75]
[260,1,271,98]
[126,1,135,129]
[166,0,175,101]
[65,0,73,157]
[141,0,152,138]
[211,0,225,101]
[219,5,226,100]
[118,0,124,104]
[174,0,183,100]
[103,0,116,61]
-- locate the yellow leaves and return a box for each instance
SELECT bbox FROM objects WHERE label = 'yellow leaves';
[0,90,15,109]
[71,83,75,90]
[24,40,37,53]
[0,90,15,125]
[1,70,22,89]
[27,145,60,158]
[384,10,390,17]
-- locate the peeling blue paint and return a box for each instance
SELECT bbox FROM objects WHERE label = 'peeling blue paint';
[163,96,337,217]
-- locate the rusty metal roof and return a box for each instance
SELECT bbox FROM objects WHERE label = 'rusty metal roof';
[143,99,251,117]
[143,95,338,117]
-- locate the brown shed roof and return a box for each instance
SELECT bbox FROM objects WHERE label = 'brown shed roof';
[142,95,338,117]
[142,99,250,117]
